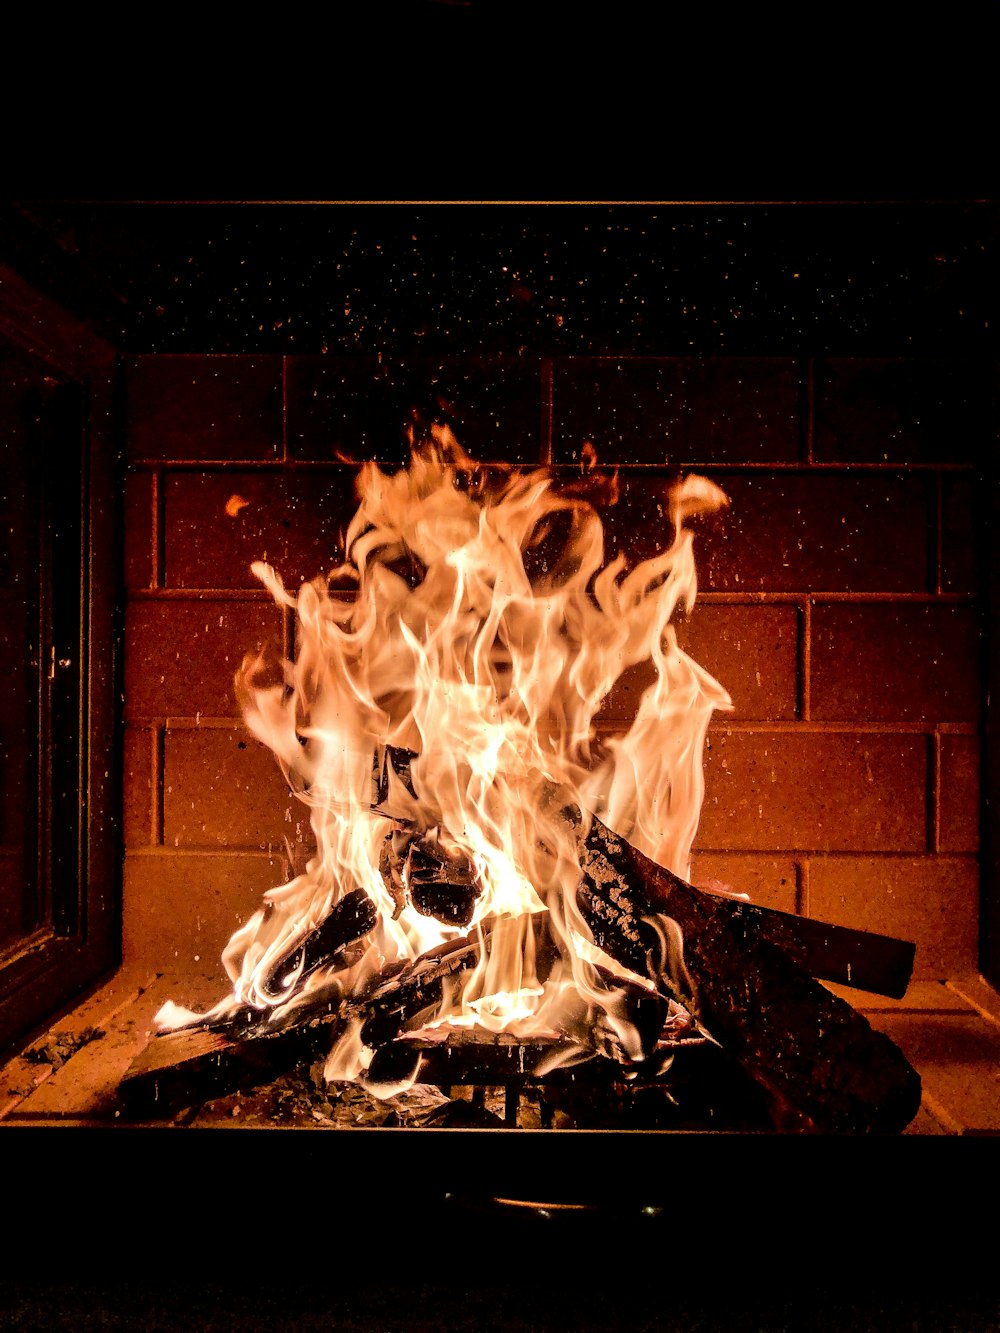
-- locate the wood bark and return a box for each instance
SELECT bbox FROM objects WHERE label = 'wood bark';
[376,745,915,997]
[119,932,485,1118]
[576,816,922,1134]
[120,799,921,1132]
[260,888,378,1001]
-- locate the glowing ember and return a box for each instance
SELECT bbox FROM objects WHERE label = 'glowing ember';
[157,428,731,1092]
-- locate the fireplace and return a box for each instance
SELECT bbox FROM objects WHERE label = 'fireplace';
[0,201,998,1296]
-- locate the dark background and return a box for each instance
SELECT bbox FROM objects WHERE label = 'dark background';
[3,199,995,360]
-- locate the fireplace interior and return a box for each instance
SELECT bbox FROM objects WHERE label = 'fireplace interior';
[0,200,997,1312]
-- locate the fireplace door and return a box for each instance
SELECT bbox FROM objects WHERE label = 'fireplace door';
[0,284,118,1053]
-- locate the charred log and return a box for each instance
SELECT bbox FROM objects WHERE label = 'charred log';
[381,826,481,928]
[375,744,419,811]
[116,1018,335,1120]
[725,900,915,999]
[260,888,378,1001]
[576,816,922,1134]
[586,964,673,1065]
[119,932,485,1119]
[356,932,484,1049]
[377,745,914,997]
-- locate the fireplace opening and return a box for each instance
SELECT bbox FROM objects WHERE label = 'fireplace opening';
[115,434,925,1136]
[0,200,997,1157]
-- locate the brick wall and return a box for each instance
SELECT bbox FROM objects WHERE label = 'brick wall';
[122,352,989,982]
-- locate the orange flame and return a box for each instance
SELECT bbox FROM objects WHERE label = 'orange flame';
[157,428,731,1089]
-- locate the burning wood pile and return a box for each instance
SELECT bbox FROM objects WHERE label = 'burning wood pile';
[122,431,921,1133]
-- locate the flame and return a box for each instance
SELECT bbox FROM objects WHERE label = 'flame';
[158,428,731,1091]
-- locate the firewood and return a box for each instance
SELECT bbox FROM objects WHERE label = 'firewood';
[260,888,378,1000]
[576,815,922,1134]
[724,900,915,999]
[356,932,484,1049]
[381,826,481,927]
[376,746,914,997]
[586,964,672,1064]
[117,1019,334,1119]
[119,932,485,1118]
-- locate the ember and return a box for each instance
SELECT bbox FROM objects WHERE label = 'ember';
[133,428,920,1132]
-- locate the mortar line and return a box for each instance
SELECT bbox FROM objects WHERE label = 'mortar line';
[930,729,942,853]
[130,587,274,601]
[697,591,976,604]
[796,858,809,917]
[943,979,1000,1030]
[152,723,165,846]
[692,848,979,860]
[153,715,969,735]
[541,357,554,466]
[804,357,814,464]
[281,355,289,463]
[150,467,163,589]
[126,846,287,859]
[125,587,975,606]
[612,718,976,735]
[934,470,944,595]
[133,457,979,473]
[800,597,811,721]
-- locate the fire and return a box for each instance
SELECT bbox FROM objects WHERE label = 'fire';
[157,428,731,1091]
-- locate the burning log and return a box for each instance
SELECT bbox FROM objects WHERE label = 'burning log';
[378,745,915,999]
[259,888,377,1001]
[381,826,480,928]
[120,931,486,1118]
[121,803,920,1128]
[729,900,915,1000]
[122,793,920,1130]
[116,1018,332,1120]
[355,931,485,1050]
[119,918,675,1118]
[576,816,922,1134]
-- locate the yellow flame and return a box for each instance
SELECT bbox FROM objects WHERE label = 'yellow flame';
[157,428,731,1087]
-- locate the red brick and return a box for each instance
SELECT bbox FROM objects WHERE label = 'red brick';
[808,855,979,979]
[122,851,288,971]
[681,604,799,721]
[810,604,982,724]
[552,359,682,465]
[124,600,283,720]
[599,604,799,726]
[677,358,803,464]
[162,729,300,849]
[698,730,928,852]
[552,358,802,465]
[941,473,983,594]
[286,354,544,464]
[939,734,980,853]
[597,469,934,594]
[162,468,361,589]
[687,852,798,913]
[813,358,990,464]
[123,470,154,589]
[126,355,283,462]
[122,726,154,847]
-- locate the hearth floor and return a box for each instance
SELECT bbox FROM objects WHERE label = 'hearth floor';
[1,967,998,1133]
